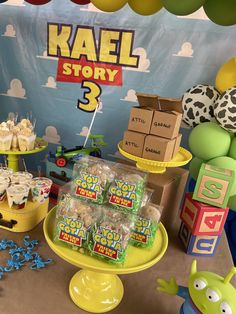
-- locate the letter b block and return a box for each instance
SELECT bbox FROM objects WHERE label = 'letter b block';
[179,222,221,256]
[180,193,229,235]
[193,163,234,208]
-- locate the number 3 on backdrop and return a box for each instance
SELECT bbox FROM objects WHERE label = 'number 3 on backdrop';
[77,81,102,112]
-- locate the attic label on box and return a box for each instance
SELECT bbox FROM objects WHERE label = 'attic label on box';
[109,180,137,209]
[125,140,138,148]
[58,217,87,247]
[132,117,146,124]
[131,218,152,243]
[75,173,102,201]
[93,227,122,260]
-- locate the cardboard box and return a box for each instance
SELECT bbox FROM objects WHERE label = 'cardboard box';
[148,168,189,231]
[128,107,154,134]
[159,97,183,114]
[123,130,146,157]
[173,134,182,158]
[143,135,176,162]
[117,159,189,232]
[136,92,159,110]
[150,110,182,139]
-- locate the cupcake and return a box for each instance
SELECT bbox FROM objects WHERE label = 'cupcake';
[0,125,13,151]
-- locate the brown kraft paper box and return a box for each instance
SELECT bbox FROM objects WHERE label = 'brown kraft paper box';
[117,159,189,232]
[136,92,159,110]
[173,134,182,157]
[150,110,182,139]
[148,168,189,231]
[128,107,154,134]
[143,135,176,162]
[159,97,183,114]
[123,130,146,157]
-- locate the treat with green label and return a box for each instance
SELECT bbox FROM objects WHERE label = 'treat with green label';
[130,203,162,248]
[54,193,101,250]
[88,208,134,264]
[106,165,147,214]
[73,156,115,204]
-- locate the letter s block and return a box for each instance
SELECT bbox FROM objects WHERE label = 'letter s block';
[180,193,228,235]
[179,222,221,256]
[193,163,234,208]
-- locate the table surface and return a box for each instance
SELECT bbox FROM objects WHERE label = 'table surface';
[0,215,234,314]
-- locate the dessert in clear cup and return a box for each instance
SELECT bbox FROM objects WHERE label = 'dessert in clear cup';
[31,177,52,203]
[0,123,13,151]
[0,167,13,179]
[17,125,36,152]
[6,184,30,209]
[0,177,10,202]
[10,171,33,186]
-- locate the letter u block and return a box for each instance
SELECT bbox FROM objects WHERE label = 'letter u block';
[179,222,221,256]
[193,163,234,208]
[180,193,229,235]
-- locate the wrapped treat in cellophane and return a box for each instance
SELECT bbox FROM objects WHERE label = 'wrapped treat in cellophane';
[130,202,163,249]
[88,207,135,264]
[72,156,116,204]
[54,183,102,251]
[106,163,147,214]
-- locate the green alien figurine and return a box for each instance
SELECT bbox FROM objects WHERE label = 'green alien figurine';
[157,260,236,314]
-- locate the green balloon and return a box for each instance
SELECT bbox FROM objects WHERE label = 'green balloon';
[208,156,236,196]
[228,194,236,211]
[162,0,206,15]
[189,157,205,180]
[228,137,236,159]
[189,122,231,161]
[204,0,236,26]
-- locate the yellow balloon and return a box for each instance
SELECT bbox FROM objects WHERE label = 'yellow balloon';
[91,0,127,12]
[215,56,236,93]
[128,0,163,16]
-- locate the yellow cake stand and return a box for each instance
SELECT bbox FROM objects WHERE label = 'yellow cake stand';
[43,207,168,313]
[118,141,192,173]
[0,138,48,172]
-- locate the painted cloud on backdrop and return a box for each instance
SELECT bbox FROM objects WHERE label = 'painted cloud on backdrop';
[42,76,57,89]
[1,79,27,99]
[79,126,89,137]
[2,25,16,37]
[43,126,61,144]
[124,48,150,72]
[80,3,104,13]
[178,7,209,20]
[173,42,194,58]
[37,50,58,61]
[121,89,137,102]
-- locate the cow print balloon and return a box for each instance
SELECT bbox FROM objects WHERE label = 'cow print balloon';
[182,84,220,128]
[214,87,236,133]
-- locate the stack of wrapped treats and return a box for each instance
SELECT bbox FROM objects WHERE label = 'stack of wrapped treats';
[0,118,36,152]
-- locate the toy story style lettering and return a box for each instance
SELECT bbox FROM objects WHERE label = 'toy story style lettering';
[93,227,122,260]
[47,23,140,112]
[58,217,87,247]
[109,179,137,209]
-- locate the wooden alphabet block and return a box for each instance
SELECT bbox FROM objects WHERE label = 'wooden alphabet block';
[179,222,221,256]
[193,163,234,208]
[180,193,229,235]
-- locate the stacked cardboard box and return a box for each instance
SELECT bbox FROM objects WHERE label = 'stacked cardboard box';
[123,93,183,162]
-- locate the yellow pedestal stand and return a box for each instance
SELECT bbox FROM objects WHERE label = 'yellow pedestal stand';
[43,207,168,313]
[0,138,48,172]
[118,141,192,173]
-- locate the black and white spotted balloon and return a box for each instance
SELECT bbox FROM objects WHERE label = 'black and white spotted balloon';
[182,84,220,127]
[214,87,236,133]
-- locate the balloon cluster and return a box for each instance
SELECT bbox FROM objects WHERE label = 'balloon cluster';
[184,57,236,211]
[1,0,235,26]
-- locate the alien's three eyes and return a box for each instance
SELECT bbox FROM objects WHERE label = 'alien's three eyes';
[193,280,232,314]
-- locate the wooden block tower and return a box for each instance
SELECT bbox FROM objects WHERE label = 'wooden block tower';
[179,163,233,256]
